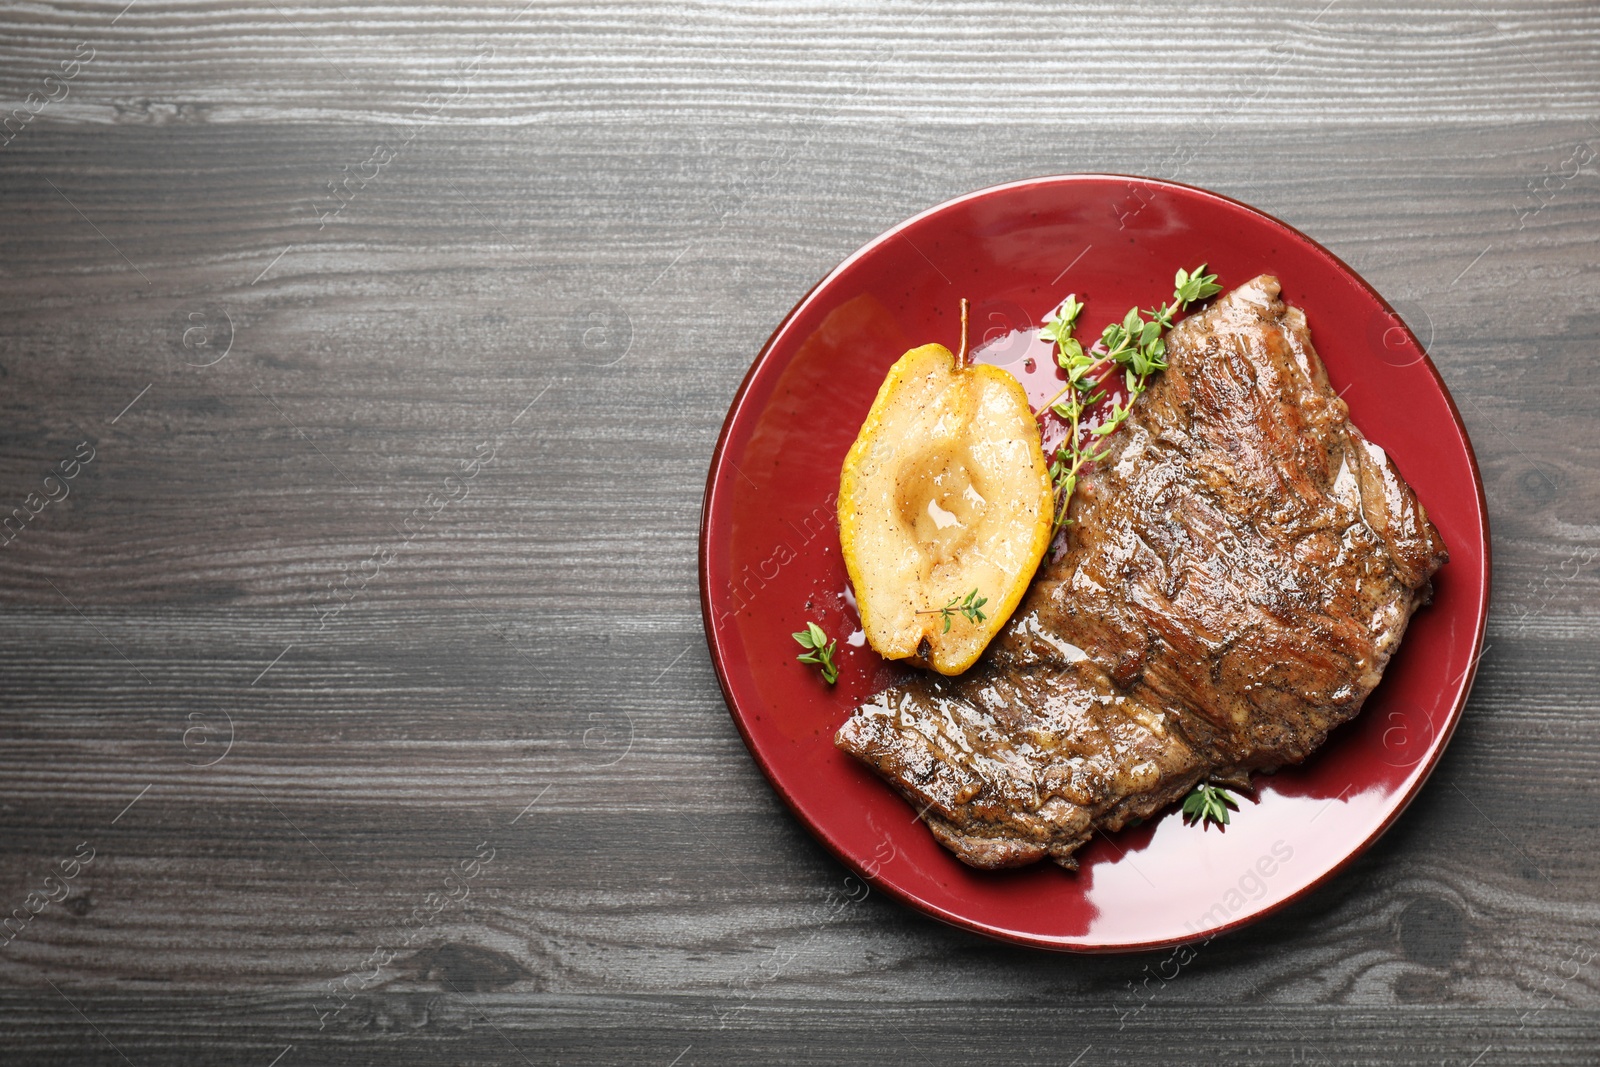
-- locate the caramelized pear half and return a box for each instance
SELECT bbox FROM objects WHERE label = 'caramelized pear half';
[839,343,1052,675]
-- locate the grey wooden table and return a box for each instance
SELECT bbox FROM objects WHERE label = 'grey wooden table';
[1,2,1596,1064]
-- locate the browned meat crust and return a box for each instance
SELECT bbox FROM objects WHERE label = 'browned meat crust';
[835,275,1448,869]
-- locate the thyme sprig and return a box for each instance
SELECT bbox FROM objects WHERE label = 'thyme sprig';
[792,621,839,684]
[1181,782,1239,829]
[1035,265,1221,534]
[916,588,988,634]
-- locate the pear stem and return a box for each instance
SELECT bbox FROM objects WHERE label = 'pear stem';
[957,298,970,365]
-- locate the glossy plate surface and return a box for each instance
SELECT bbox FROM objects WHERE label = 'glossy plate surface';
[698,175,1490,952]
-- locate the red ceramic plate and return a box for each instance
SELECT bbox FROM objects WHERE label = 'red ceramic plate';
[699,174,1489,952]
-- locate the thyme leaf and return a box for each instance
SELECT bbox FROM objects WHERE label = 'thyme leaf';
[1181,782,1239,829]
[792,621,839,684]
[916,588,989,634]
[1035,264,1220,535]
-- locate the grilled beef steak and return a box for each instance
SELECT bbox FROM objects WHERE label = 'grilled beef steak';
[835,275,1448,869]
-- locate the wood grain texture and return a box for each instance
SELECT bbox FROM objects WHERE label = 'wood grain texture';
[1,1,1598,126]
[1,1,1598,1063]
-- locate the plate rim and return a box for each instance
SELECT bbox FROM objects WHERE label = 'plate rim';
[697,172,1492,953]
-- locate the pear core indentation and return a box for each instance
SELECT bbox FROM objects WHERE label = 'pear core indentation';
[895,446,990,575]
